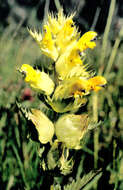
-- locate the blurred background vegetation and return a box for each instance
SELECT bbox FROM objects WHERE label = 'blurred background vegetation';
[0,0,123,189]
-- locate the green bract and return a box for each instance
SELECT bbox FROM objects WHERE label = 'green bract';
[28,109,54,144]
[55,114,89,149]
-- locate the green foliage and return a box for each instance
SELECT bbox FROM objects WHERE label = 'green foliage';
[64,171,102,190]
[51,171,102,190]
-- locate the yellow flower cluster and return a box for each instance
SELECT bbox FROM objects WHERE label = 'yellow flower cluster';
[28,10,99,79]
[20,9,107,113]
[19,9,107,149]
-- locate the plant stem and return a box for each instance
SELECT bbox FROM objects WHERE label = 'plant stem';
[54,0,62,11]
[104,31,122,77]
[113,139,117,170]
[43,0,50,22]
[93,93,99,169]
[99,0,116,75]
[90,7,101,30]
[93,93,99,190]
[12,144,30,190]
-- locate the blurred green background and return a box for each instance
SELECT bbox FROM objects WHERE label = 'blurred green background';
[0,0,123,189]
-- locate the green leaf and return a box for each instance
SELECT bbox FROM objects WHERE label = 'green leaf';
[64,170,102,190]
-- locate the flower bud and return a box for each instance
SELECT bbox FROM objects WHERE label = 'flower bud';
[55,114,89,149]
[28,109,54,144]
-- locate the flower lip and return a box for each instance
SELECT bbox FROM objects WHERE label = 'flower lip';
[80,89,86,93]
[99,84,107,88]
[70,23,74,27]
[90,35,98,42]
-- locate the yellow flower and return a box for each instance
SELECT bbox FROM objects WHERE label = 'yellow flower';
[28,109,54,144]
[41,25,59,61]
[53,77,89,100]
[55,114,89,149]
[27,10,106,99]
[55,31,97,80]
[28,26,58,61]
[28,10,98,80]
[28,9,77,61]
[20,64,55,95]
[87,76,107,92]
[53,76,107,100]
[55,18,78,54]
[76,31,98,51]
[55,45,83,80]
[47,9,66,36]
[48,9,77,41]
[44,75,106,113]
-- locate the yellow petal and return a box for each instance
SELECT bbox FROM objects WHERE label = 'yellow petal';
[77,31,98,52]
[20,64,55,95]
[53,77,89,100]
[87,76,107,92]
